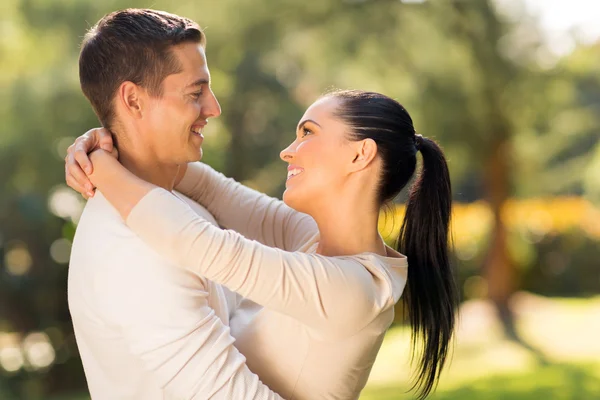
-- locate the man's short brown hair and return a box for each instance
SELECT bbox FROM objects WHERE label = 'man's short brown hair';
[79,9,205,128]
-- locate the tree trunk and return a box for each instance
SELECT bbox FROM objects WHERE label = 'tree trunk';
[483,138,518,338]
[444,0,521,339]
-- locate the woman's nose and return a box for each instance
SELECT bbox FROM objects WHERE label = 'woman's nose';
[280,142,296,162]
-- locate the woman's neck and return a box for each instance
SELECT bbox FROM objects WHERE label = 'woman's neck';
[312,197,386,257]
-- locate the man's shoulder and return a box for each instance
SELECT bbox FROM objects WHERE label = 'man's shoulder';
[71,192,138,261]
[72,192,159,268]
[76,191,129,234]
[71,191,207,283]
[80,190,217,228]
[68,191,219,328]
[174,191,218,226]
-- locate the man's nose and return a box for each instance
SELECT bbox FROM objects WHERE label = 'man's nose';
[204,91,221,118]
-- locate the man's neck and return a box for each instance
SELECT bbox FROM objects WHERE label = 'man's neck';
[118,146,179,191]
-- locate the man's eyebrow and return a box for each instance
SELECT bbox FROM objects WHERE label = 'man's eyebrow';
[297,119,321,130]
[185,78,210,89]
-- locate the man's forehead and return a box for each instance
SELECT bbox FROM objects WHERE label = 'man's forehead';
[158,43,209,88]
[171,43,209,71]
[172,42,206,63]
[161,69,210,91]
[184,76,210,88]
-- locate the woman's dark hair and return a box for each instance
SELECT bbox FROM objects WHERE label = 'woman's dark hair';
[327,90,458,399]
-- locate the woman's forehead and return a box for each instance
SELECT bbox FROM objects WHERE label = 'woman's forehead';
[302,96,342,121]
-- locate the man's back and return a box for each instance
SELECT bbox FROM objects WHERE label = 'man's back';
[68,191,261,399]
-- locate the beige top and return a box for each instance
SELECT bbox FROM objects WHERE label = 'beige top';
[69,191,283,400]
[127,162,408,400]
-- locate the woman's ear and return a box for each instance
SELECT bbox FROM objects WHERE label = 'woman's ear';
[349,138,378,172]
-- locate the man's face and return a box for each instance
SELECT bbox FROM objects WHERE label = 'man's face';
[141,42,221,165]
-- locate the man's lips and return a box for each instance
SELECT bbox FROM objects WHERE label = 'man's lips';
[191,124,206,138]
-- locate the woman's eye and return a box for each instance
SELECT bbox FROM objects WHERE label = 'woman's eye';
[301,127,312,138]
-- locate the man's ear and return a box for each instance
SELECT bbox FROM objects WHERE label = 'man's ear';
[116,81,145,119]
[349,138,378,172]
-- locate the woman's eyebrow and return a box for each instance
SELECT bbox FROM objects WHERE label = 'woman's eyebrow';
[297,119,321,130]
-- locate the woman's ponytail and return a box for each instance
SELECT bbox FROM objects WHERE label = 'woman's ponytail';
[398,135,458,399]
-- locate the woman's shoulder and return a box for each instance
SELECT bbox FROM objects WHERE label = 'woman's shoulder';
[343,249,408,306]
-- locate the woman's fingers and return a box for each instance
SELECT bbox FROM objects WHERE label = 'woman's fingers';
[96,128,114,152]
[64,128,114,198]
[66,165,94,198]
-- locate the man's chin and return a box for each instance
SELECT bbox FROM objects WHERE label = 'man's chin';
[188,148,203,162]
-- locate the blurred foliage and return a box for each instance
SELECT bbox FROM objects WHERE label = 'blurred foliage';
[381,197,600,303]
[361,295,600,399]
[1,0,599,398]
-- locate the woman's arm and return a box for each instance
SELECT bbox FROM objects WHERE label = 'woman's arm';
[63,127,316,251]
[88,151,391,337]
[87,150,155,219]
[175,162,318,252]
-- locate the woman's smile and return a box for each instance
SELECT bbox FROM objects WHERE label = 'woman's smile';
[286,165,304,181]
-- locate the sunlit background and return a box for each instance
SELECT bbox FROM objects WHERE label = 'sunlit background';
[1,0,599,399]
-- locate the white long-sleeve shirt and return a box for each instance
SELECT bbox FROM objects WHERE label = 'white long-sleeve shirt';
[125,163,409,400]
[68,191,283,400]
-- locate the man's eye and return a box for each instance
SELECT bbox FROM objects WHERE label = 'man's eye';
[190,91,202,99]
[301,127,312,138]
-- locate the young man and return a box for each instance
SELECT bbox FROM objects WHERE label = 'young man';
[68,9,282,399]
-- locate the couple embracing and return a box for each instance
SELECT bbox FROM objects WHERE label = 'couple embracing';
[65,8,457,400]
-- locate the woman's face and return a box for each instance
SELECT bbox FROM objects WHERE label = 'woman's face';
[280,96,360,214]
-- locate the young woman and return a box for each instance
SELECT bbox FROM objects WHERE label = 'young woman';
[65,90,458,399]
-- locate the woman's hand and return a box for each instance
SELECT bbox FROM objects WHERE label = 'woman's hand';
[65,128,117,198]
